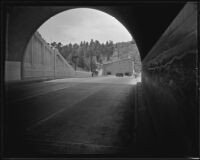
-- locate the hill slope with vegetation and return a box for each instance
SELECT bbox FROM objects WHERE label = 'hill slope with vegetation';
[50,40,141,73]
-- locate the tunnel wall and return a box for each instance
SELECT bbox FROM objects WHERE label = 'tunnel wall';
[142,2,198,155]
[5,61,21,81]
[5,32,91,81]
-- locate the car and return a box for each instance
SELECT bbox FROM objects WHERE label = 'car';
[92,71,98,77]
[116,73,123,77]
[125,72,132,76]
[107,72,111,75]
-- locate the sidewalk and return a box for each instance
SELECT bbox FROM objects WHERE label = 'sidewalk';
[135,82,159,156]
[135,81,191,157]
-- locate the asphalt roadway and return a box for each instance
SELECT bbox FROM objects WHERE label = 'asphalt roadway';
[4,76,140,155]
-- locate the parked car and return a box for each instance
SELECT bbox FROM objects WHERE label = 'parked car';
[116,73,123,77]
[92,70,98,76]
[125,72,132,76]
[107,72,111,75]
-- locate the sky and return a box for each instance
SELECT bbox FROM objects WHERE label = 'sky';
[37,8,133,45]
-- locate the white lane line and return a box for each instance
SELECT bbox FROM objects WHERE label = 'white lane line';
[26,85,105,131]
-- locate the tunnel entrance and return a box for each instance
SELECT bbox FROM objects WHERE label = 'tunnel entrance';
[21,8,141,82]
[3,2,198,158]
[5,7,142,155]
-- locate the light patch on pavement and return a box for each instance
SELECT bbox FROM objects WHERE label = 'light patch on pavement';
[136,75,141,83]
[128,77,137,85]
[46,76,138,85]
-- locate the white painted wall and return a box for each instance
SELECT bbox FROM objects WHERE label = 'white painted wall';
[103,59,134,75]
[5,32,92,82]
[22,31,91,80]
[75,71,92,78]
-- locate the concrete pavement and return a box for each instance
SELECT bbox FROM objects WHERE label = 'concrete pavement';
[5,76,138,154]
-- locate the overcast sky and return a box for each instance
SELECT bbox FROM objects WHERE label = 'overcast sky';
[37,8,132,45]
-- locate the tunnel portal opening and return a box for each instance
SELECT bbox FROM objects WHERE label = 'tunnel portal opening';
[4,8,143,155]
[21,8,142,83]
[4,3,199,157]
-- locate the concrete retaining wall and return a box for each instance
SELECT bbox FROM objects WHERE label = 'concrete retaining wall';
[75,71,92,78]
[5,32,91,81]
[22,32,76,80]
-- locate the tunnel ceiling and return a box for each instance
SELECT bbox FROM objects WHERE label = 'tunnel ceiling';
[5,1,186,61]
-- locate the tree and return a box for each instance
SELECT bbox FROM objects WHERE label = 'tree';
[54,39,115,71]
[50,42,57,48]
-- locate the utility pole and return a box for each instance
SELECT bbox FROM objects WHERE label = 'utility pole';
[72,55,78,71]
[90,56,92,72]
[90,51,93,72]
[117,44,119,60]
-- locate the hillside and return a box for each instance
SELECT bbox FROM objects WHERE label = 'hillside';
[51,40,141,73]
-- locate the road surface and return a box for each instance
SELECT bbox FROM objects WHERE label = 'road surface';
[5,76,138,154]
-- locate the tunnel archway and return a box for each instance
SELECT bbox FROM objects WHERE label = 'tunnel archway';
[4,2,198,157]
[6,3,186,61]
[6,3,186,81]
[22,7,141,80]
[6,3,187,81]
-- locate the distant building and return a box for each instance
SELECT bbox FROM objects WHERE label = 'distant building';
[102,41,139,76]
[102,58,134,76]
